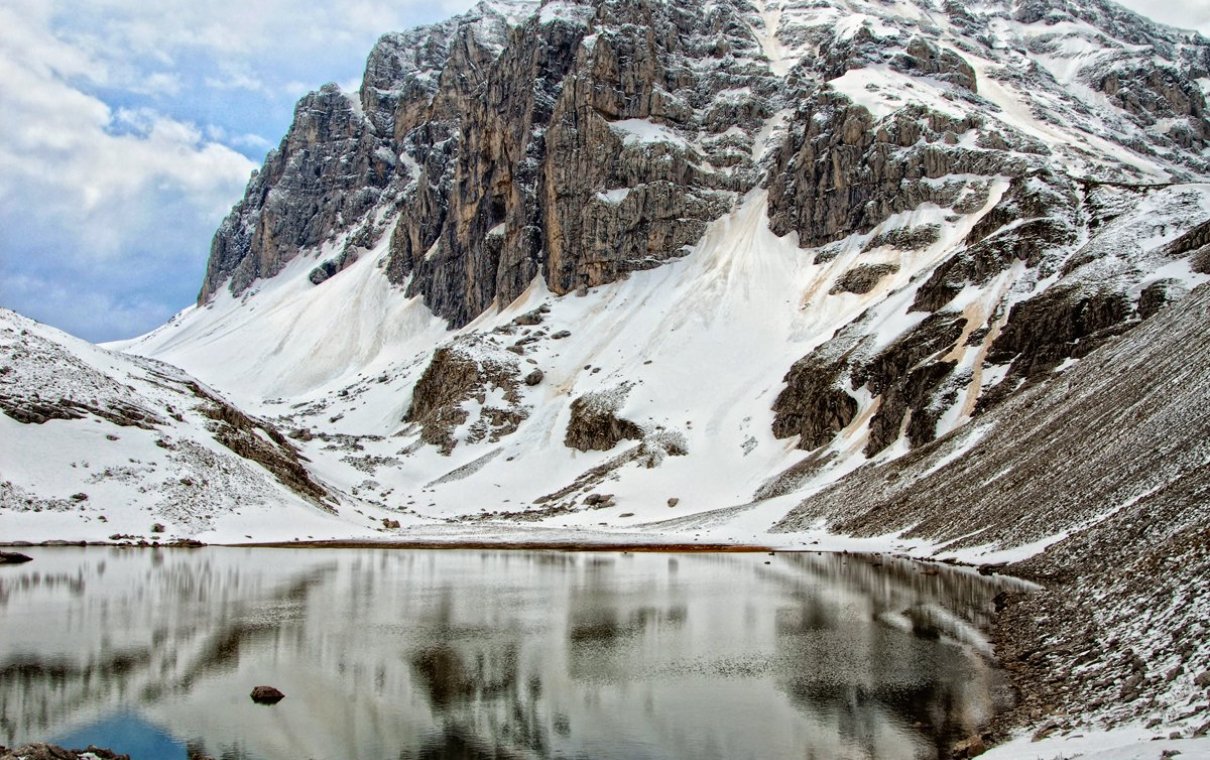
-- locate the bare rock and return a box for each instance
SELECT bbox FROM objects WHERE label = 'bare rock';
[406,339,528,454]
[512,307,548,327]
[771,355,859,451]
[830,264,899,295]
[185,381,332,506]
[1162,219,1210,259]
[564,386,643,452]
[1194,248,1210,275]
[912,172,1079,312]
[250,685,285,705]
[1138,280,1185,320]
[0,551,33,564]
[774,311,965,455]
[766,94,1024,251]
[894,37,978,93]
[949,733,987,759]
[202,83,396,302]
[978,286,1136,410]
[308,249,360,285]
[856,314,965,455]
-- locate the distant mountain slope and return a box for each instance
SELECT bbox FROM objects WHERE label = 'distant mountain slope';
[0,309,377,543]
[109,0,1210,545]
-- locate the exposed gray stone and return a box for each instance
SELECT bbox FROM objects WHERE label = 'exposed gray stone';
[405,339,528,455]
[565,385,643,452]
[250,685,285,704]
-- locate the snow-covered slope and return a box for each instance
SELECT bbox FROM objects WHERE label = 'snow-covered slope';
[0,309,396,543]
[105,0,1210,552]
[110,180,1210,551]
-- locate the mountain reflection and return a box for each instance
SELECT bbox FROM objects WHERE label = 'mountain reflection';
[0,547,1023,760]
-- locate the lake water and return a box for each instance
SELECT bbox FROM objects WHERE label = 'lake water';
[0,547,1018,759]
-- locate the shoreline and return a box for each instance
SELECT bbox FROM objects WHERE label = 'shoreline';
[0,539,1021,574]
[228,538,774,552]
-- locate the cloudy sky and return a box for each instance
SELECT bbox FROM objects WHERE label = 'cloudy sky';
[0,0,474,342]
[0,0,1206,341]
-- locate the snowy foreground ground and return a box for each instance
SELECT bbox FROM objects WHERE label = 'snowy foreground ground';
[984,728,1210,760]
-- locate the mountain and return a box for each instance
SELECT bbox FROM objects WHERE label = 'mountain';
[4,0,1210,750]
[108,0,1210,537]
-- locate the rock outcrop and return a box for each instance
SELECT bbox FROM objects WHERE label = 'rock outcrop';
[188,383,333,506]
[201,84,398,301]
[564,385,643,452]
[765,98,1024,250]
[405,339,528,454]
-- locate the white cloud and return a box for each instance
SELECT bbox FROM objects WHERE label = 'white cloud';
[45,0,479,78]
[0,18,256,258]
[0,0,257,340]
[2,274,175,345]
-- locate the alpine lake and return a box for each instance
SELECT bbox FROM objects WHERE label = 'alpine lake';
[0,546,1025,759]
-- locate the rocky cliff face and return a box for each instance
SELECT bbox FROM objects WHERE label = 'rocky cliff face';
[201,0,1210,316]
[168,0,1210,480]
[201,0,785,324]
[200,84,399,301]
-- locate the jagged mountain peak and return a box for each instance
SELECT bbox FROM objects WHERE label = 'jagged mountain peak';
[198,0,1210,311]
[111,0,1210,540]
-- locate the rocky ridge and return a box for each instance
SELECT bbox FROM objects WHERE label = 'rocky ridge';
[199,0,1210,329]
[774,282,1210,739]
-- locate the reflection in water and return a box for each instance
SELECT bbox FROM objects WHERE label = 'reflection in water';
[0,548,1024,760]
